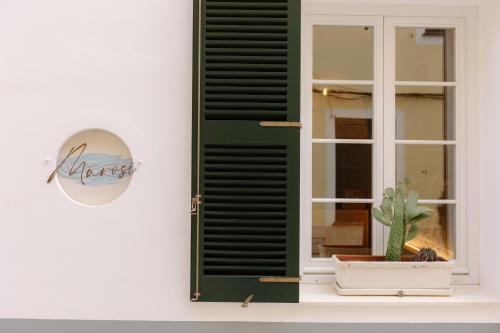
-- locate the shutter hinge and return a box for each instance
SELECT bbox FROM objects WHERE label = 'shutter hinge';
[190,194,202,215]
[191,292,201,301]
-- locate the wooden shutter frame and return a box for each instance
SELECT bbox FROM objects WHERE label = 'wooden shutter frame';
[191,0,202,302]
[191,0,301,303]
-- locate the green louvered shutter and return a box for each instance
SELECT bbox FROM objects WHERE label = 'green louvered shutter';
[191,0,300,303]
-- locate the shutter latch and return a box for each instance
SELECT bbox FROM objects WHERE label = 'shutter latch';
[190,194,202,215]
[241,294,254,308]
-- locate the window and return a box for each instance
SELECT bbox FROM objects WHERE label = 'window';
[302,14,476,283]
[191,1,478,303]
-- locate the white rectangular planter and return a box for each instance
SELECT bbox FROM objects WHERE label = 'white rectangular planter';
[333,255,454,296]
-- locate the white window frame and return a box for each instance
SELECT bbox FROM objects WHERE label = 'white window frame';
[300,3,479,285]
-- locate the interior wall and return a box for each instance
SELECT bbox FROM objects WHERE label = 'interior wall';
[312,29,447,192]
[311,26,451,257]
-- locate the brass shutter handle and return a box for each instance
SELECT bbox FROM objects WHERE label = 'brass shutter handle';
[260,121,302,128]
[259,277,301,283]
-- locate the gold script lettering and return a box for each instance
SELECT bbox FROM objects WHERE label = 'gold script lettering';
[47,143,135,185]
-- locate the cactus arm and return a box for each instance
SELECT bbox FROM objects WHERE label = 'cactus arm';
[372,208,392,226]
[380,195,393,220]
[405,224,419,242]
[384,187,395,200]
[405,191,418,219]
[385,187,405,261]
[396,180,408,196]
[407,206,432,224]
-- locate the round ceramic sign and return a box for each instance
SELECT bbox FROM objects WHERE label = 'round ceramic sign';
[48,129,134,206]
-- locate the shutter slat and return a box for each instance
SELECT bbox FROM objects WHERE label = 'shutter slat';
[204,258,286,265]
[206,86,287,94]
[204,218,287,226]
[204,181,286,188]
[206,10,287,17]
[205,242,286,250]
[206,2,287,10]
[206,32,287,41]
[205,172,286,181]
[205,71,287,78]
[204,203,287,211]
[205,164,286,171]
[206,78,286,86]
[205,195,286,203]
[204,110,287,120]
[205,63,287,71]
[206,25,287,33]
[205,211,287,219]
[206,48,287,56]
[205,226,286,234]
[205,94,287,102]
[204,188,286,195]
[206,56,286,64]
[206,17,287,25]
[204,250,286,259]
[205,102,286,110]
[205,147,287,156]
[204,267,286,276]
[206,40,287,48]
[205,234,286,241]
[206,156,286,164]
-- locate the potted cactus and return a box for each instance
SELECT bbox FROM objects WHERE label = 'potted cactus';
[373,179,432,262]
[332,180,454,296]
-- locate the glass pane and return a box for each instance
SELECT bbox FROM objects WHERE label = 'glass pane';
[312,203,372,257]
[396,86,455,140]
[404,204,455,260]
[313,25,373,80]
[313,85,373,139]
[396,145,455,200]
[396,27,455,82]
[312,144,372,198]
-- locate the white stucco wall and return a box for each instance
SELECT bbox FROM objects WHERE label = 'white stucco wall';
[0,0,499,323]
[0,0,194,320]
[478,0,500,296]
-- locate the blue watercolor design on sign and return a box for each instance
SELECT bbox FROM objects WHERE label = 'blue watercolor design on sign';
[57,153,134,187]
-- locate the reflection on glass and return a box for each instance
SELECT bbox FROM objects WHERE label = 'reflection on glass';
[396,145,455,200]
[404,204,455,260]
[313,85,373,139]
[396,86,455,140]
[313,25,373,80]
[312,203,372,257]
[396,27,455,82]
[312,144,372,198]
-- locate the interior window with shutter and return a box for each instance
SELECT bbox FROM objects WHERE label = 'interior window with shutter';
[191,0,301,303]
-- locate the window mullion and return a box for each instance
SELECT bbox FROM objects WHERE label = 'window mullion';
[382,17,397,254]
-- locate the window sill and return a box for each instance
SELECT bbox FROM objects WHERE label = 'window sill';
[300,283,500,305]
